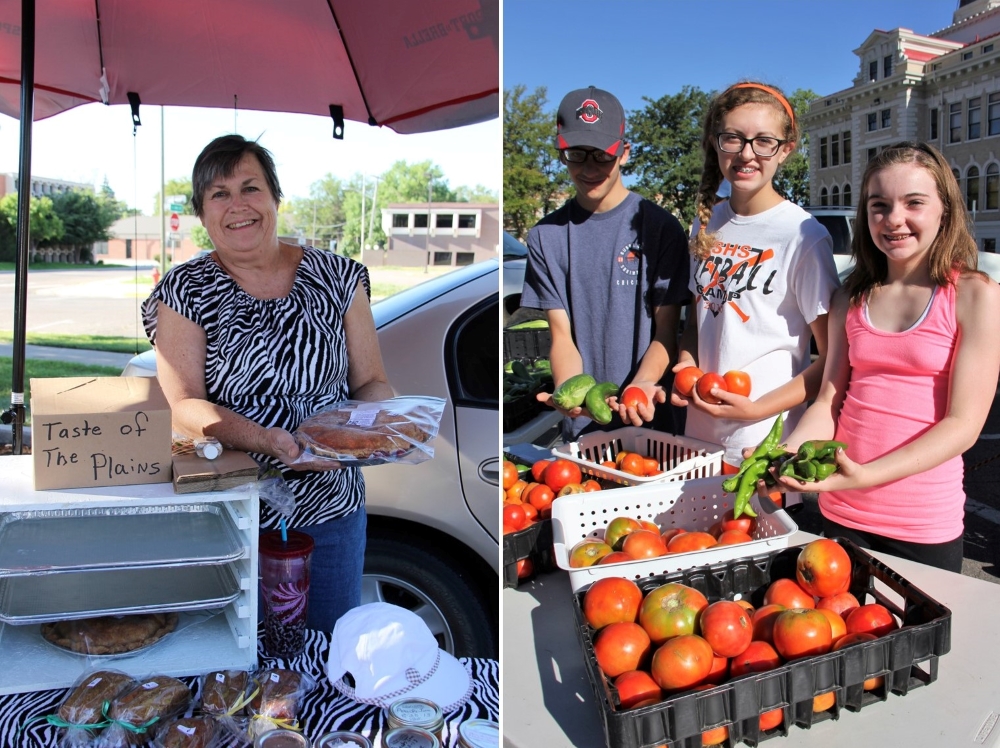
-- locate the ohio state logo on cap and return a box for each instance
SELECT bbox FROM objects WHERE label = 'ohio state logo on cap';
[576,99,602,124]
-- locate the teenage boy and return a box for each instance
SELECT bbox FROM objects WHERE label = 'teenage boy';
[521,86,691,439]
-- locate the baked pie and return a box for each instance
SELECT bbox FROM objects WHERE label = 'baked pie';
[40,612,178,655]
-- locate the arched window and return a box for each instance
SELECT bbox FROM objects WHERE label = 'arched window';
[967,165,980,211]
[987,164,999,210]
[832,186,840,206]
[843,183,852,207]
[820,187,829,206]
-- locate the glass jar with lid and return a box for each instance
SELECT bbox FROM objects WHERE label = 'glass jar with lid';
[385,698,444,740]
[457,719,499,748]
[381,726,440,748]
[315,731,372,748]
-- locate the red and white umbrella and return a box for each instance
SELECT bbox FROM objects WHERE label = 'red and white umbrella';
[0,0,498,451]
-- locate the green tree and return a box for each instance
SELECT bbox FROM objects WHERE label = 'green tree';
[453,184,499,203]
[282,175,349,249]
[773,88,817,206]
[50,190,115,261]
[503,85,567,240]
[0,194,64,257]
[625,86,711,226]
[153,178,195,215]
[191,224,214,249]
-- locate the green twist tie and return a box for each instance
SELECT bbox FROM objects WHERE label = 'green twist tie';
[101,700,161,734]
[19,713,109,734]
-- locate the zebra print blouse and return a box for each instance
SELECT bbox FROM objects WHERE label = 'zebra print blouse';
[142,246,368,529]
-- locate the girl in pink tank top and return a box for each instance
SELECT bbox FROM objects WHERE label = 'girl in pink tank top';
[771,142,1000,572]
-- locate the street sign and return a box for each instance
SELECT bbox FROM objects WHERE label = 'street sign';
[170,213,180,232]
[169,203,184,212]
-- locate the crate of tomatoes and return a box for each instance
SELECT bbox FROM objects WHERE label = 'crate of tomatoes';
[553,427,724,487]
[573,538,951,748]
[551,476,797,592]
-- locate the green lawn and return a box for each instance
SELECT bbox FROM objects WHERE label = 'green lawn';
[0,332,151,354]
[0,358,124,424]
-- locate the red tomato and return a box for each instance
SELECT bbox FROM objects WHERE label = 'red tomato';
[717,530,753,546]
[763,578,815,609]
[719,509,756,536]
[543,458,582,492]
[582,479,602,492]
[596,551,633,565]
[701,723,729,747]
[730,640,782,677]
[520,503,538,524]
[704,654,730,685]
[660,528,686,546]
[696,372,727,405]
[816,591,860,618]
[667,531,717,554]
[816,607,847,644]
[813,691,836,712]
[526,484,555,518]
[845,604,898,638]
[601,460,618,470]
[750,604,785,644]
[622,530,668,560]
[759,708,783,731]
[641,457,660,476]
[674,366,704,397]
[583,576,644,629]
[699,600,753,657]
[604,516,643,550]
[502,503,527,532]
[772,608,833,660]
[614,670,663,710]
[639,582,710,645]
[796,538,852,598]
[568,538,613,568]
[640,520,660,534]
[621,386,649,409]
[594,622,652,677]
[734,598,755,617]
[620,453,646,476]
[502,461,518,490]
[516,557,533,579]
[531,459,553,484]
[649,634,714,691]
[505,480,528,503]
[502,520,516,535]
[722,370,752,397]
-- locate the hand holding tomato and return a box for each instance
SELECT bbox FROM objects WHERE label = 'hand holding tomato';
[608,381,665,427]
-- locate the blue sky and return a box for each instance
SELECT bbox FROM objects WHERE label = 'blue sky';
[503,0,959,114]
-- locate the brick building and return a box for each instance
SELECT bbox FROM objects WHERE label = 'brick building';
[802,0,1000,251]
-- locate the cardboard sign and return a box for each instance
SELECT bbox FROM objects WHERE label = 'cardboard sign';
[29,377,172,490]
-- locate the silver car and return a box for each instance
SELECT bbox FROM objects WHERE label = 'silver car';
[123,260,500,658]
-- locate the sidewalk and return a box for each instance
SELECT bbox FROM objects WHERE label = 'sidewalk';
[0,342,136,369]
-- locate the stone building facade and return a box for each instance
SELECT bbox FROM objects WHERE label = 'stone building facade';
[802,0,1000,252]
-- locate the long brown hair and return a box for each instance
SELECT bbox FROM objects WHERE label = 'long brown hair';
[844,141,982,305]
[689,82,798,260]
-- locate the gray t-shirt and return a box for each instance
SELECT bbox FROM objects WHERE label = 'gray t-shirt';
[521,191,691,437]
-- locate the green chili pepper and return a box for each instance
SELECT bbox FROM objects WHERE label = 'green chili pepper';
[748,413,785,461]
[796,442,817,461]
[800,459,818,481]
[734,458,767,518]
[814,461,838,480]
[780,460,800,478]
[814,441,848,461]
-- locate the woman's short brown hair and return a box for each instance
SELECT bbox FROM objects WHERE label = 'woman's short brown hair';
[191,135,283,217]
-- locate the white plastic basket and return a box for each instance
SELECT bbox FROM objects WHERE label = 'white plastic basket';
[553,427,723,486]
[551,476,798,592]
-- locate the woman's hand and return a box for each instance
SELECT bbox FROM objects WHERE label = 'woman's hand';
[263,427,343,472]
[774,447,866,493]
[607,380,665,427]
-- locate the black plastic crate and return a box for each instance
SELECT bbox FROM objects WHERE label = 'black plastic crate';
[503,392,545,433]
[571,539,952,748]
[503,327,552,361]
[502,517,555,589]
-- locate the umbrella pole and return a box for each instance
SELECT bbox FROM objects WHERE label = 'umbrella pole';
[10,0,36,454]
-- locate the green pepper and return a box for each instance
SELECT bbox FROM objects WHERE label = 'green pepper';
[722,413,785,494]
[800,458,818,481]
[814,441,848,461]
[796,441,817,461]
[814,461,838,480]
[734,458,768,519]
[780,459,800,479]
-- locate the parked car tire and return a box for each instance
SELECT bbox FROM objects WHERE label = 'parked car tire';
[362,535,498,658]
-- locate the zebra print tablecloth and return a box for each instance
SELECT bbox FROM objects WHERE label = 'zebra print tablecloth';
[1,627,499,747]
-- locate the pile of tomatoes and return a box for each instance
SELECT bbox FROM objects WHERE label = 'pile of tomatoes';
[597,450,662,478]
[580,539,900,746]
[674,367,751,406]
[568,509,756,568]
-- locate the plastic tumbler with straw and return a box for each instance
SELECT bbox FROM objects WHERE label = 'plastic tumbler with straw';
[259,519,313,657]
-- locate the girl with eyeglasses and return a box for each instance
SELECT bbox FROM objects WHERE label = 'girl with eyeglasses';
[672,81,840,508]
[768,142,1000,571]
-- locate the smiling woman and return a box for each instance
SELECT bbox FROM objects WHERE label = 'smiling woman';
[142,134,396,632]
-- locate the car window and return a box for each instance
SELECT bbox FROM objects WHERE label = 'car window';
[447,299,499,407]
[814,215,853,256]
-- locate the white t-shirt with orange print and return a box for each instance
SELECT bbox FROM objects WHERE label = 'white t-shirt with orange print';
[686,199,839,466]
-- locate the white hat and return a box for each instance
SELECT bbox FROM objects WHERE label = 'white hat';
[326,602,473,712]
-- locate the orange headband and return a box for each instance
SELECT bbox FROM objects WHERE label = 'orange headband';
[730,83,795,128]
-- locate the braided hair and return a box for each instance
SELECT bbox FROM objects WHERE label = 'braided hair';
[689,82,798,260]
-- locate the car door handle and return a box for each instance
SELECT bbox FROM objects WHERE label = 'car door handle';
[479,458,499,486]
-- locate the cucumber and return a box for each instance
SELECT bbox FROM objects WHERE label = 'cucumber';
[551,373,597,410]
[585,382,619,425]
[508,319,550,330]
